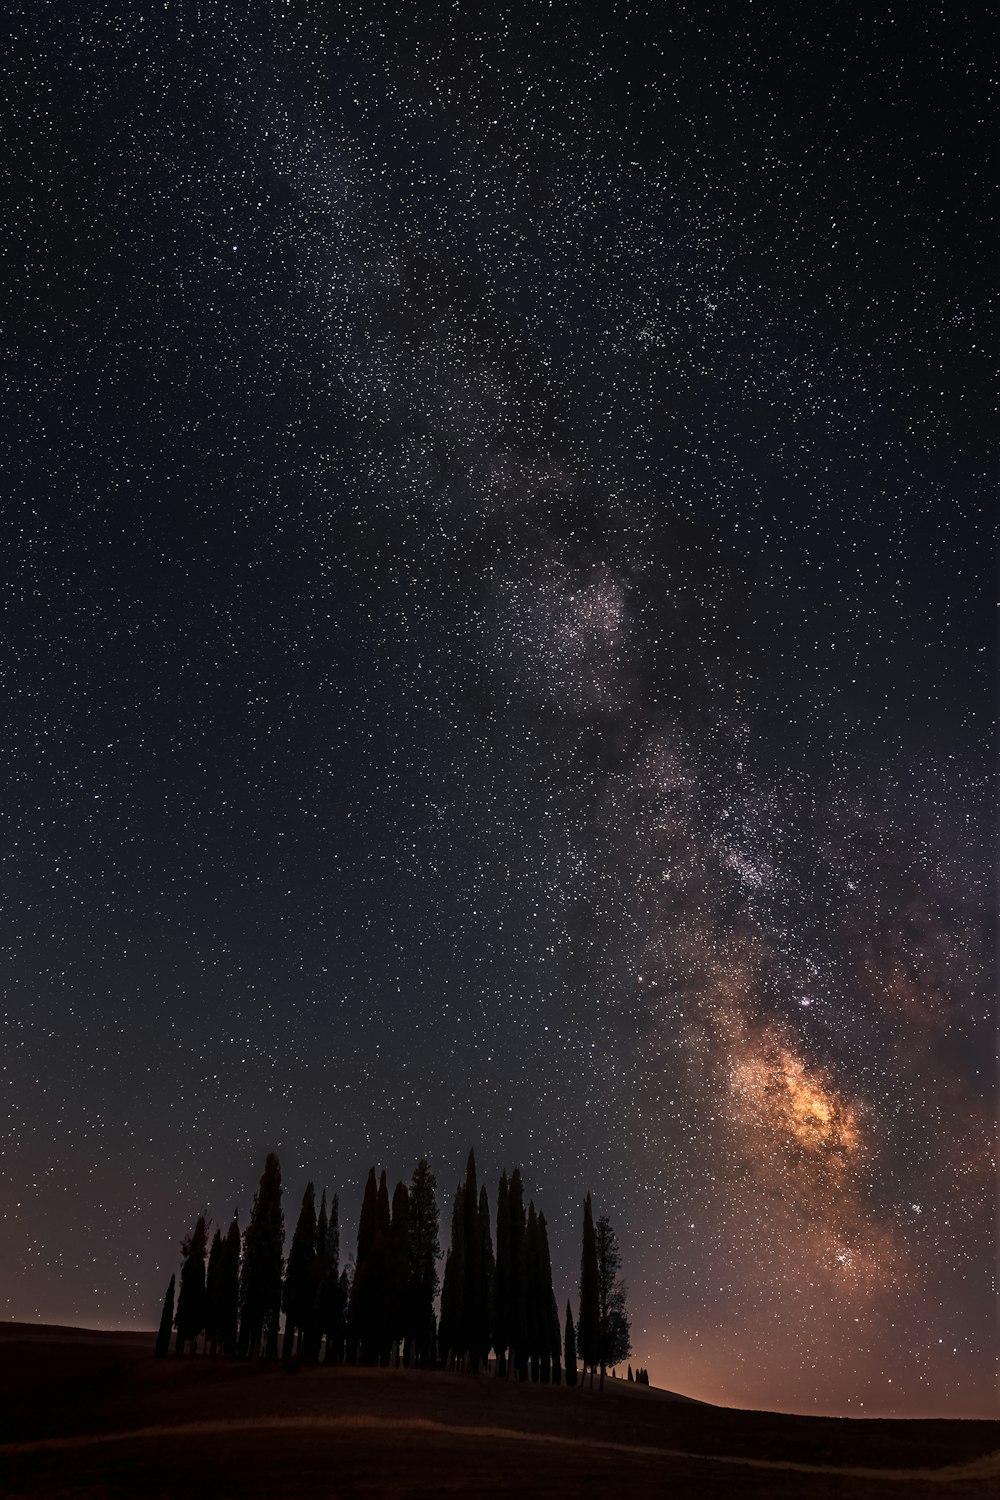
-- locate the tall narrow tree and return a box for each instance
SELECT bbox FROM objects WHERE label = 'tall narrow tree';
[407,1159,439,1368]
[204,1228,223,1357]
[594,1213,631,1392]
[373,1170,392,1365]
[462,1150,483,1372]
[578,1193,599,1389]
[347,1168,379,1364]
[282,1182,317,1360]
[218,1212,240,1359]
[508,1167,528,1380]
[155,1274,175,1359]
[388,1180,410,1365]
[318,1192,344,1365]
[476,1184,495,1373]
[538,1213,559,1385]
[438,1183,465,1369]
[493,1171,510,1378]
[238,1152,284,1360]
[175,1214,208,1356]
[525,1202,541,1382]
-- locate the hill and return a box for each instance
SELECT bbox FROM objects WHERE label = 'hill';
[0,1325,996,1498]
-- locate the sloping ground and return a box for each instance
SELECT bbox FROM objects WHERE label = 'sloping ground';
[0,1325,996,1499]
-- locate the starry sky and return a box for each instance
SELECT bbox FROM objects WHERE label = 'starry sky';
[4,3,994,1418]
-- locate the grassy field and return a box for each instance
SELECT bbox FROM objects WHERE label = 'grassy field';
[0,1324,996,1498]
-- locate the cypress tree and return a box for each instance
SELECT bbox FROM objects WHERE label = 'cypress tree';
[578,1192,599,1389]
[347,1168,379,1364]
[476,1184,495,1373]
[407,1159,439,1369]
[238,1152,284,1360]
[219,1213,240,1359]
[525,1202,541,1382]
[564,1301,577,1387]
[493,1171,510,1378]
[318,1192,344,1364]
[174,1214,208,1356]
[204,1228,223,1357]
[388,1180,410,1365]
[537,1213,559,1385]
[373,1171,392,1365]
[282,1182,317,1361]
[508,1167,528,1380]
[438,1183,465,1369]
[357,1168,380,1267]
[304,1189,329,1364]
[155,1274,175,1359]
[594,1213,631,1393]
[462,1150,482,1373]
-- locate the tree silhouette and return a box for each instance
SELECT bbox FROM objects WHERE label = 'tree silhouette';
[218,1213,240,1359]
[538,1213,560,1385]
[476,1184,495,1373]
[438,1182,464,1368]
[564,1300,577,1387]
[347,1168,379,1364]
[155,1274,175,1359]
[373,1170,392,1364]
[205,1228,223,1356]
[578,1193,599,1389]
[493,1170,510,1378]
[407,1159,439,1368]
[507,1167,528,1380]
[238,1152,284,1360]
[461,1150,483,1373]
[525,1202,541,1382]
[594,1212,631,1392]
[388,1180,410,1365]
[311,1190,342,1364]
[175,1214,208,1356]
[282,1182,317,1361]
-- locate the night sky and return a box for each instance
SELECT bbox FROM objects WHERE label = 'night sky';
[5,3,994,1417]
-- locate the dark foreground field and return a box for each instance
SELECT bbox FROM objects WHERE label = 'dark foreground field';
[0,1326,996,1499]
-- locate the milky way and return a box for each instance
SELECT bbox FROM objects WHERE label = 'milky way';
[4,4,993,1415]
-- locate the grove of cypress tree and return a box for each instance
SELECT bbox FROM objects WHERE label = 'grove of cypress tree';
[155,1274,175,1359]
[238,1152,284,1361]
[407,1159,440,1368]
[493,1171,510,1378]
[175,1214,208,1356]
[282,1182,317,1361]
[578,1192,599,1389]
[564,1300,577,1387]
